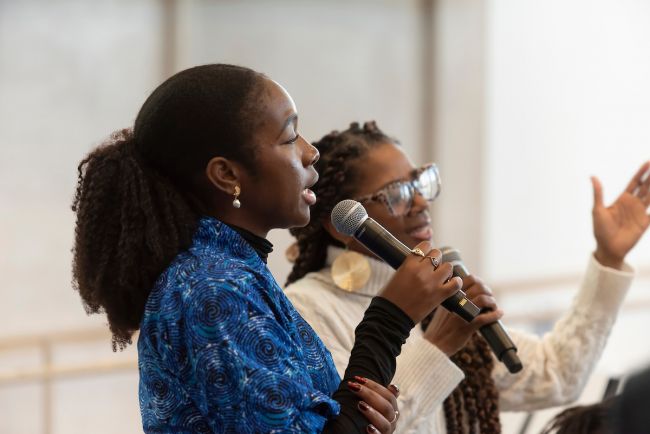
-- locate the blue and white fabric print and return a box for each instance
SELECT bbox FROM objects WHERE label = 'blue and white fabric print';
[138,217,341,433]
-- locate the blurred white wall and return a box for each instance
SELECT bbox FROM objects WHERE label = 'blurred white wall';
[1,1,649,433]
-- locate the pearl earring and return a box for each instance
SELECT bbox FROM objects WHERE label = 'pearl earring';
[232,185,241,208]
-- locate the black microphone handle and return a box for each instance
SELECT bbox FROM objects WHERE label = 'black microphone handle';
[354,218,481,322]
[451,262,523,374]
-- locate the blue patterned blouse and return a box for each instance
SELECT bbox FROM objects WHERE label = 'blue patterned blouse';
[138,217,341,433]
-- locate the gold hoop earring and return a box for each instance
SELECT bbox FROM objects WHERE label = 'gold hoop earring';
[232,185,241,208]
[331,249,371,292]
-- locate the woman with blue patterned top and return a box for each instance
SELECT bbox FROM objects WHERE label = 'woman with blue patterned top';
[71,64,462,433]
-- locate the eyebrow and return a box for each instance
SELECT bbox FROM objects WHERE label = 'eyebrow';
[276,113,298,139]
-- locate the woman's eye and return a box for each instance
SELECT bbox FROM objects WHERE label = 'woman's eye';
[285,133,299,144]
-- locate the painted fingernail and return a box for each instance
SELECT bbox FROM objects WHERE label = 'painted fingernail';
[367,424,379,434]
[354,375,368,384]
[389,384,400,395]
[347,381,361,392]
[358,401,370,411]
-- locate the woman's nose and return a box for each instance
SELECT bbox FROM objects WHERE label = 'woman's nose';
[302,138,320,166]
[409,188,429,214]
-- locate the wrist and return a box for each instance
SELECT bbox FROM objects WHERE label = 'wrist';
[594,248,624,270]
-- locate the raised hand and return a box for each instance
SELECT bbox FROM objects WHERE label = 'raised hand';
[591,161,650,269]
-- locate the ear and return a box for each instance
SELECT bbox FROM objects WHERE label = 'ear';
[323,218,354,246]
[205,156,243,195]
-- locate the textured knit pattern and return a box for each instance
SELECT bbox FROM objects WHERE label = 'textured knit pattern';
[138,218,340,433]
[284,246,634,433]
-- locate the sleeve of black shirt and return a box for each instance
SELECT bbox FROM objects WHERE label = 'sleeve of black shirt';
[321,296,415,433]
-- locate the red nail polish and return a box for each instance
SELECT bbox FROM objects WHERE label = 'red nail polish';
[367,424,379,433]
[358,401,370,411]
[354,375,368,384]
[347,381,361,392]
[389,384,400,394]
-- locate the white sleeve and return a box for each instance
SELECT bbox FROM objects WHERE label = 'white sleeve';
[494,254,634,411]
[285,277,463,433]
[392,336,464,434]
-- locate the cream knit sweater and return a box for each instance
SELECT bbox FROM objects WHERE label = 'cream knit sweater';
[284,247,633,433]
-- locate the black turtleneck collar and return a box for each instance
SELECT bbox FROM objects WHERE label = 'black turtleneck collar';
[226,223,274,263]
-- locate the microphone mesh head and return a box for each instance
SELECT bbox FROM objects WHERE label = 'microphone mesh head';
[331,200,368,236]
[441,246,462,262]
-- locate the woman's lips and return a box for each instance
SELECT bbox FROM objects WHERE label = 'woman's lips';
[408,224,433,241]
[302,188,317,205]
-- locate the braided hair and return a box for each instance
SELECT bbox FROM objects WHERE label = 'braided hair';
[286,121,501,433]
[72,64,265,350]
[286,121,390,285]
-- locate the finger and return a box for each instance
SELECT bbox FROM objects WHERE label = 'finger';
[365,423,382,434]
[357,401,391,434]
[348,381,395,420]
[463,281,492,298]
[471,294,498,311]
[624,161,650,194]
[637,173,650,201]
[430,261,454,285]
[591,176,604,210]
[424,248,442,268]
[412,241,433,256]
[461,274,477,290]
[440,275,463,297]
[351,385,394,433]
[354,377,399,409]
[469,309,504,329]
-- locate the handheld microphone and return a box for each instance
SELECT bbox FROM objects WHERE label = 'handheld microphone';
[330,200,481,323]
[441,247,522,373]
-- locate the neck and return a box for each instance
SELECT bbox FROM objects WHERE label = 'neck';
[210,209,270,239]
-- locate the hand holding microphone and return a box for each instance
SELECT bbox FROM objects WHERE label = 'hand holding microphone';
[379,240,464,325]
[331,200,482,322]
[423,275,504,357]
[331,199,522,374]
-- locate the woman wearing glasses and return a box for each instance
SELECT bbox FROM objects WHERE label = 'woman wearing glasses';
[284,121,650,433]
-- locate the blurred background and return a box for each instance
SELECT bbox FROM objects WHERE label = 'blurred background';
[1,0,649,433]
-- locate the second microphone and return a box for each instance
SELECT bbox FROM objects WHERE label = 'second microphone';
[331,199,481,323]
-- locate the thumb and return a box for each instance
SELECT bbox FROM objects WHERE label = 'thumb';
[591,176,604,211]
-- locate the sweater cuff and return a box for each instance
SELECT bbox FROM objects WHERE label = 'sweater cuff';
[395,337,464,407]
[575,254,634,315]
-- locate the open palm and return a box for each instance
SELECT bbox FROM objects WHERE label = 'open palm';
[592,161,650,267]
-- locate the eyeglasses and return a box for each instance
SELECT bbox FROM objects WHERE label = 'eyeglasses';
[355,163,441,216]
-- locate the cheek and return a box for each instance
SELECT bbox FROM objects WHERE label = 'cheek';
[366,203,395,226]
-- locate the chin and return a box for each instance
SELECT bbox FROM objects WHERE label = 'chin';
[405,235,432,249]
[286,210,311,229]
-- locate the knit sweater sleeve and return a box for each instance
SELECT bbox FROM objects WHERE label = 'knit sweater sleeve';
[287,281,463,433]
[323,297,414,433]
[494,254,634,411]
[390,336,464,432]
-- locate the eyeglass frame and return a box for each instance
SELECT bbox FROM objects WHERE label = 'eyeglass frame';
[354,163,441,216]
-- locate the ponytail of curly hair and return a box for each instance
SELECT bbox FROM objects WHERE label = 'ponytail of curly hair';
[286,121,502,433]
[72,64,265,350]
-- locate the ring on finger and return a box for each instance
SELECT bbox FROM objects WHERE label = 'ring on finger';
[427,256,439,269]
[389,410,400,424]
[411,248,426,257]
